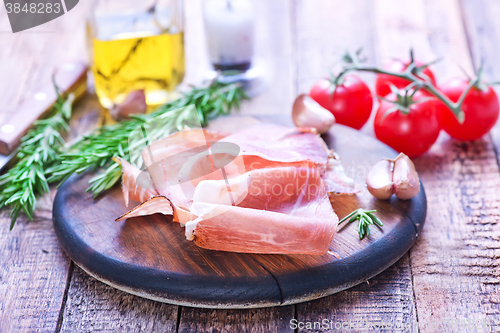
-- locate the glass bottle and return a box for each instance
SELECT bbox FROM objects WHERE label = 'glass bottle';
[87,0,184,108]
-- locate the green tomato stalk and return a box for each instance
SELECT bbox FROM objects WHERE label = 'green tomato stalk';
[336,49,483,124]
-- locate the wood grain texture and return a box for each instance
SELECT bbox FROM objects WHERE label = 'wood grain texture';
[460,0,500,180]
[0,192,70,333]
[294,0,379,137]
[58,266,178,333]
[374,0,500,331]
[296,255,417,333]
[293,0,421,329]
[0,3,95,332]
[178,305,295,333]
[0,94,104,333]
[374,0,473,81]
[3,0,499,331]
[412,139,500,331]
[0,2,88,125]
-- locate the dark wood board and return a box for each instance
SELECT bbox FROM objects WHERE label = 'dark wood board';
[52,122,426,309]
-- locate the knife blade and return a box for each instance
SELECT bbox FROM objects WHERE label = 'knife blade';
[0,61,88,172]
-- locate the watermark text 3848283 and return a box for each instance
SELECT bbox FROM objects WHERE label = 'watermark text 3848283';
[3,0,79,33]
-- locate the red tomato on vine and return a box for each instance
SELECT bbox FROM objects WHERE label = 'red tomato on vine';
[374,90,441,158]
[309,75,373,130]
[375,60,437,97]
[438,79,499,141]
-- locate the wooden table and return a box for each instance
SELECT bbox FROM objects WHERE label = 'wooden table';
[1,0,499,332]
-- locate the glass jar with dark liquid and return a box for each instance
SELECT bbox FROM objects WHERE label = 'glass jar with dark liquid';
[203,0,254,73]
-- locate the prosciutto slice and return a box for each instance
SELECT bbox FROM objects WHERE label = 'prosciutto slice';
[220,124,329,165]
[115,123,357,255]
[185,166,338,254]
[113,157,157,206]
[187,202,336,255]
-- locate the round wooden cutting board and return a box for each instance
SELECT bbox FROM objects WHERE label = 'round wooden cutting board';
[52,122,426,309]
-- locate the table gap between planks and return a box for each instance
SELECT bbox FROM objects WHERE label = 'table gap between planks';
[0,0,499,332]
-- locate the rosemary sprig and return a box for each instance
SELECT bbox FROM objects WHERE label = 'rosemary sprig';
[1,80,246,228]
[46,80,247,198]
[0,87,74,229]
[338,208,383,240]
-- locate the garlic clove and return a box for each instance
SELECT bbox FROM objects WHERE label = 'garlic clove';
[393,153,420,200]
[292,94,335,134]
[366,159,394,200]
[110,90,147,121]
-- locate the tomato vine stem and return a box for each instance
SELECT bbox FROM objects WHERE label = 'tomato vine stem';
[336,50,483,124]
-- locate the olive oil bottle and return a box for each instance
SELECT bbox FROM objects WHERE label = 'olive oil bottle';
[91,32,184,108]
[87,1,185,108]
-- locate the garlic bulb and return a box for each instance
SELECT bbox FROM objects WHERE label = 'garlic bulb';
[393,153,420,200]
[110,90,147,121]
[366,159,394,199]
[292,94,335,134]
[366,153,420,200]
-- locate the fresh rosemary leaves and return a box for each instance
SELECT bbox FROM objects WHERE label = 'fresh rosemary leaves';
[0,88,74,229]
[338,208,383,240]
[1,80,246,228]
[47,80,246,195]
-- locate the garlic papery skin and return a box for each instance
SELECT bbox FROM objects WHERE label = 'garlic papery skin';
[292,94,335,134]
[366,159,394,199]
[393,153,420,200]
[110,90,147,121]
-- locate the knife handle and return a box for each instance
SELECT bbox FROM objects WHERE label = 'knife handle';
[0,62,88,155]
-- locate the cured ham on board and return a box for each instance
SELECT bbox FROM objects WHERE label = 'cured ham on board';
[115,123,359,255]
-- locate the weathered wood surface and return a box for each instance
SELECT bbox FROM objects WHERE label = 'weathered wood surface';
[2,0,500,332]
[292,2,422,332]
[374,1,500,332]
[0,3,90,332]
[59,266,178,333]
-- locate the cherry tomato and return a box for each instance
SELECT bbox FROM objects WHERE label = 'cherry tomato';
[438,79,499,141]
[374,91,441,158]
[375,61,437,97]
[309,75,373,130]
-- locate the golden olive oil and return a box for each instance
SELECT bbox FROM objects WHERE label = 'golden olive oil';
[90,31,185,108]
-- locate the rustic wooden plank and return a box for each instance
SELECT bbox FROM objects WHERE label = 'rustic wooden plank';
[0,191,71,332]
[296,255,416,332]
[0,3,88,122]
[374,0,500,331]
[411,140,500,332]
[295,0,379,94]
[295,0,379,137]
[0,93,103,332]
[293,0,420,330]
[0,3,93,332]
[441,0,500,330]
[460,0,500,177]
[178,305,295,333]
[374,0,473,81]
[58,266,178,333]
